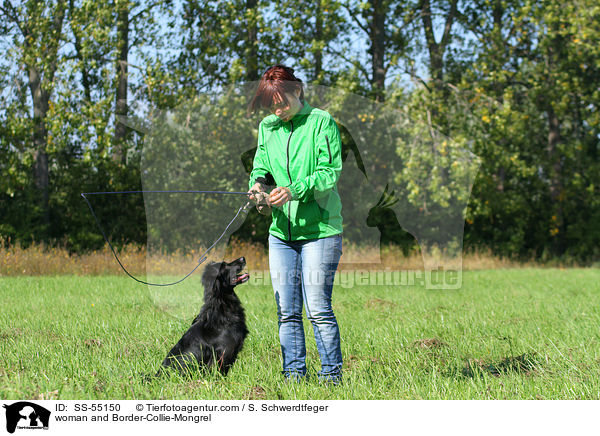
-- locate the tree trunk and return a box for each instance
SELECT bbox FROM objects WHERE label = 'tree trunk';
[544,20,566,254]
[114,0,129,164]
[245,0,259,82]
[370,0,386,102]
[491,0,505,99]
[419,0,458,91]
[25,1,67,233]
[30,66,50,229]
[547,104,564,249]
[69,0,92,101]
[313,0,323,82]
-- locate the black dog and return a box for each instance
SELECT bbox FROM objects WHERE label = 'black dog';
[159,257,249,375]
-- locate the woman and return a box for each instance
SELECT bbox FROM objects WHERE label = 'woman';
[247,65,344,383]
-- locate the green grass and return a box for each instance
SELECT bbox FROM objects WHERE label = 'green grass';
[1,269,599,399]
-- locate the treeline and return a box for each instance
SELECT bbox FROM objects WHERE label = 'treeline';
[0,0,599,262]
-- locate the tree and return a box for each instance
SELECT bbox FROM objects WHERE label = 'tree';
[417,0,458,89]
[449,0,600,260]
[338,0,413,101]
[0,0,68,236]
[273,0,348,84]
[178,0,279,90]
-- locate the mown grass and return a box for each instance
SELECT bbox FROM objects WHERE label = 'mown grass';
[1,269,599,400]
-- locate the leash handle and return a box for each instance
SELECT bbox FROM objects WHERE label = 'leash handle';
[81,190,251,287]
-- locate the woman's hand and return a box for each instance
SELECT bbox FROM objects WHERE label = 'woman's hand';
[247,182,263,203]
[269,186,292,207]
[248,182,273,215]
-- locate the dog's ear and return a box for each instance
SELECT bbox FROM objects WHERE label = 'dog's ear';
[202,262,219,277]
[218,261,229,274]
[201,262,219,288]
[202,261,228,297]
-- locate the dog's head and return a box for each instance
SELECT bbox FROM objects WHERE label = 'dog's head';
[202,257,249,297]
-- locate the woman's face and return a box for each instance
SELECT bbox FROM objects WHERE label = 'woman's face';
[270,88,302,121]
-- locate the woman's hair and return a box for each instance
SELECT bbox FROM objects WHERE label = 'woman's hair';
[247,64,304,114]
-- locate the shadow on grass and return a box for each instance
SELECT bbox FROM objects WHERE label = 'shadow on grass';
[450,352,542,378]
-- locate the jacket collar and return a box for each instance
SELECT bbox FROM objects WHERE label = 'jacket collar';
[291,100,312,121]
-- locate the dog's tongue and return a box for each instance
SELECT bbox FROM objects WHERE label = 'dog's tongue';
[236,273,250,284]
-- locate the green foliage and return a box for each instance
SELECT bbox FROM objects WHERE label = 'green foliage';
[0,0,598,261]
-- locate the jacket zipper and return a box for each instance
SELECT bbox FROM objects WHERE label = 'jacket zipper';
[325,134,332,164]
[286,120,294,241]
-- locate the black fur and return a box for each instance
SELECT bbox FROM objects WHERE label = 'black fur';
[159,257,249,376]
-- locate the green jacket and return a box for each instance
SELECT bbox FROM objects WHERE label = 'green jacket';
[249,101,343,241]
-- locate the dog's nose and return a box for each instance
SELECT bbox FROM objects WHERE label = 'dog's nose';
[240,256,246,264]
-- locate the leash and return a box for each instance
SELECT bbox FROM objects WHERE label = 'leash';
[81,190,251,286]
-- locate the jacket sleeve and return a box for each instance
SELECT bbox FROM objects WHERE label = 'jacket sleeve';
[248,123,271,190]
[288,116,342,202]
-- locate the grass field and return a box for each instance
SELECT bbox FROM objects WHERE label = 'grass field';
[1,268,599,400]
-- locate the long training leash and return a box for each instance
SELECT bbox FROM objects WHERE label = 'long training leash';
[81,190,251,286]
[83,190,340,376]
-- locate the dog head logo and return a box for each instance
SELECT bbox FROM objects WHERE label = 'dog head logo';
[3,402,51,434]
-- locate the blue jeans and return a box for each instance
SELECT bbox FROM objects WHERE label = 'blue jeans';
[268,233,343,382]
